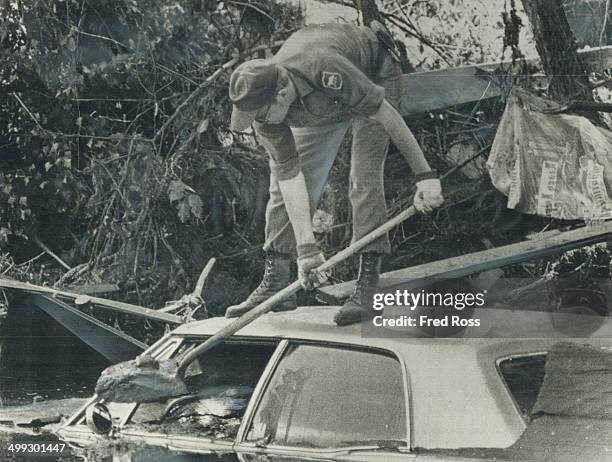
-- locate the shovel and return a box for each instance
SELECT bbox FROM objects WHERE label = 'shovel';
[94,148,487,403]
[94,202,420,402]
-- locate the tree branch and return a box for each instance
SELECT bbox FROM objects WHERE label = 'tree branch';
[153,41,285,145]
[600,0,611,47]
[383,13,452,66]
[322,0,452,66]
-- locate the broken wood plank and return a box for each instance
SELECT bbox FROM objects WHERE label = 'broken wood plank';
[159,258,216,314]
[67,283,120,296]
[400,45,612,115]
[546,101,612,114]
[317,222,612,302]
[0,278,182,324]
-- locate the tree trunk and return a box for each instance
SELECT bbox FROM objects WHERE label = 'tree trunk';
[354,0,382,26]
[520,0,594,102]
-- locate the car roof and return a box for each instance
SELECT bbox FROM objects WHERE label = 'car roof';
[170,306,612,450]
[171,306,612,348]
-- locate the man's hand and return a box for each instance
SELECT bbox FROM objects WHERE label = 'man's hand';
[297,252,327,290]
[296,243,328,290]
[414,178,444,213]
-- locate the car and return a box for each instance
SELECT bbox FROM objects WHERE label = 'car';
[57,306,612,461]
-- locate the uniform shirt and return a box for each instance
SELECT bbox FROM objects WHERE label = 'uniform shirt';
[253,24,386,180]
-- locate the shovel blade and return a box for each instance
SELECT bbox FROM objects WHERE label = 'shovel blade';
[95,356,188,403]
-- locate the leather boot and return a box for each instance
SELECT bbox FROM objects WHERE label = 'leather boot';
[334,253,382,326]
[225,252,297,318]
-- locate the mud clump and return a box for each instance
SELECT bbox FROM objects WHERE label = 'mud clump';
[95,355,188,403]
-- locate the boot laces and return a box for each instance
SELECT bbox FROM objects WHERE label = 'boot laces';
[357,254,380,289]
[263,257,274,282]
[348,254,381,303]
[252,255,282,296]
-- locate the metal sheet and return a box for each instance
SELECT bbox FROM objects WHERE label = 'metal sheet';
[401,71,501,115]
[400,45,612,115]
[23,294,146,363]
[0,278,182,324]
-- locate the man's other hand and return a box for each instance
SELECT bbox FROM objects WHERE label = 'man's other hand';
[297,252,327,290]
[414,178,443,213]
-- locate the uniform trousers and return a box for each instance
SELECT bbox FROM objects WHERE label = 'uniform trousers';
[263,55,403,256]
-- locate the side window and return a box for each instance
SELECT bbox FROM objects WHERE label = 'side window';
[128,341,277,440]
[246,344,407,449]
[498,354,546,418]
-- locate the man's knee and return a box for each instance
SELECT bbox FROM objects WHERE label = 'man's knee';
[349,179,385,208]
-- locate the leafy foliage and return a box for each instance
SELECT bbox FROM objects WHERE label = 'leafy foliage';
[1,0,604,314]
[1,0,303,306]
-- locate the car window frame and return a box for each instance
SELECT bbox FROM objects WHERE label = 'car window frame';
[495,351,547,423]
[59,335,412,458]
[235,339,412,457]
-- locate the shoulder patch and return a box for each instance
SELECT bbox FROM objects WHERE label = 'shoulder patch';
[321,71,343,90]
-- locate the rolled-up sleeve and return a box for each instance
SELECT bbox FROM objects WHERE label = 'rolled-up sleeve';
[253,121,301,180]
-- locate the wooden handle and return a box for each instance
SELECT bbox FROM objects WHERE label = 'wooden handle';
[194,258,216,296]
[177,280,302,376]
[318,205,418,271]
[176,205,419,377]
[174,144,494,376]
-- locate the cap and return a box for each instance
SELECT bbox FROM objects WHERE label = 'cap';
[229,59,280,131]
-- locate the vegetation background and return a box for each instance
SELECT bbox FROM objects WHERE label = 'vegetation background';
[0,0,610,326]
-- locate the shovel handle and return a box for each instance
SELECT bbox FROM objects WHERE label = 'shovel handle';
[175,145,494,376]
[177,279,303,376]
[176,205,419,377]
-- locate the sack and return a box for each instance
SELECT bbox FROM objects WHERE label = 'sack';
[487,88,612,220]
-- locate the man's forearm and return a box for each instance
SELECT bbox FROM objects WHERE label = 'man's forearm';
[278,171,317,248]
[371,100,431,174]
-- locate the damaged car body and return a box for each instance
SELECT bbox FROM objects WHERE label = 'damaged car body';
[57,306,612,461]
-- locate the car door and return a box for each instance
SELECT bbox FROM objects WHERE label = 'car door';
[236,341,411,460]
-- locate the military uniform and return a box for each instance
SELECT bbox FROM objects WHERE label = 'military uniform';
[254,23,415,257]
[225,23,441,322]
